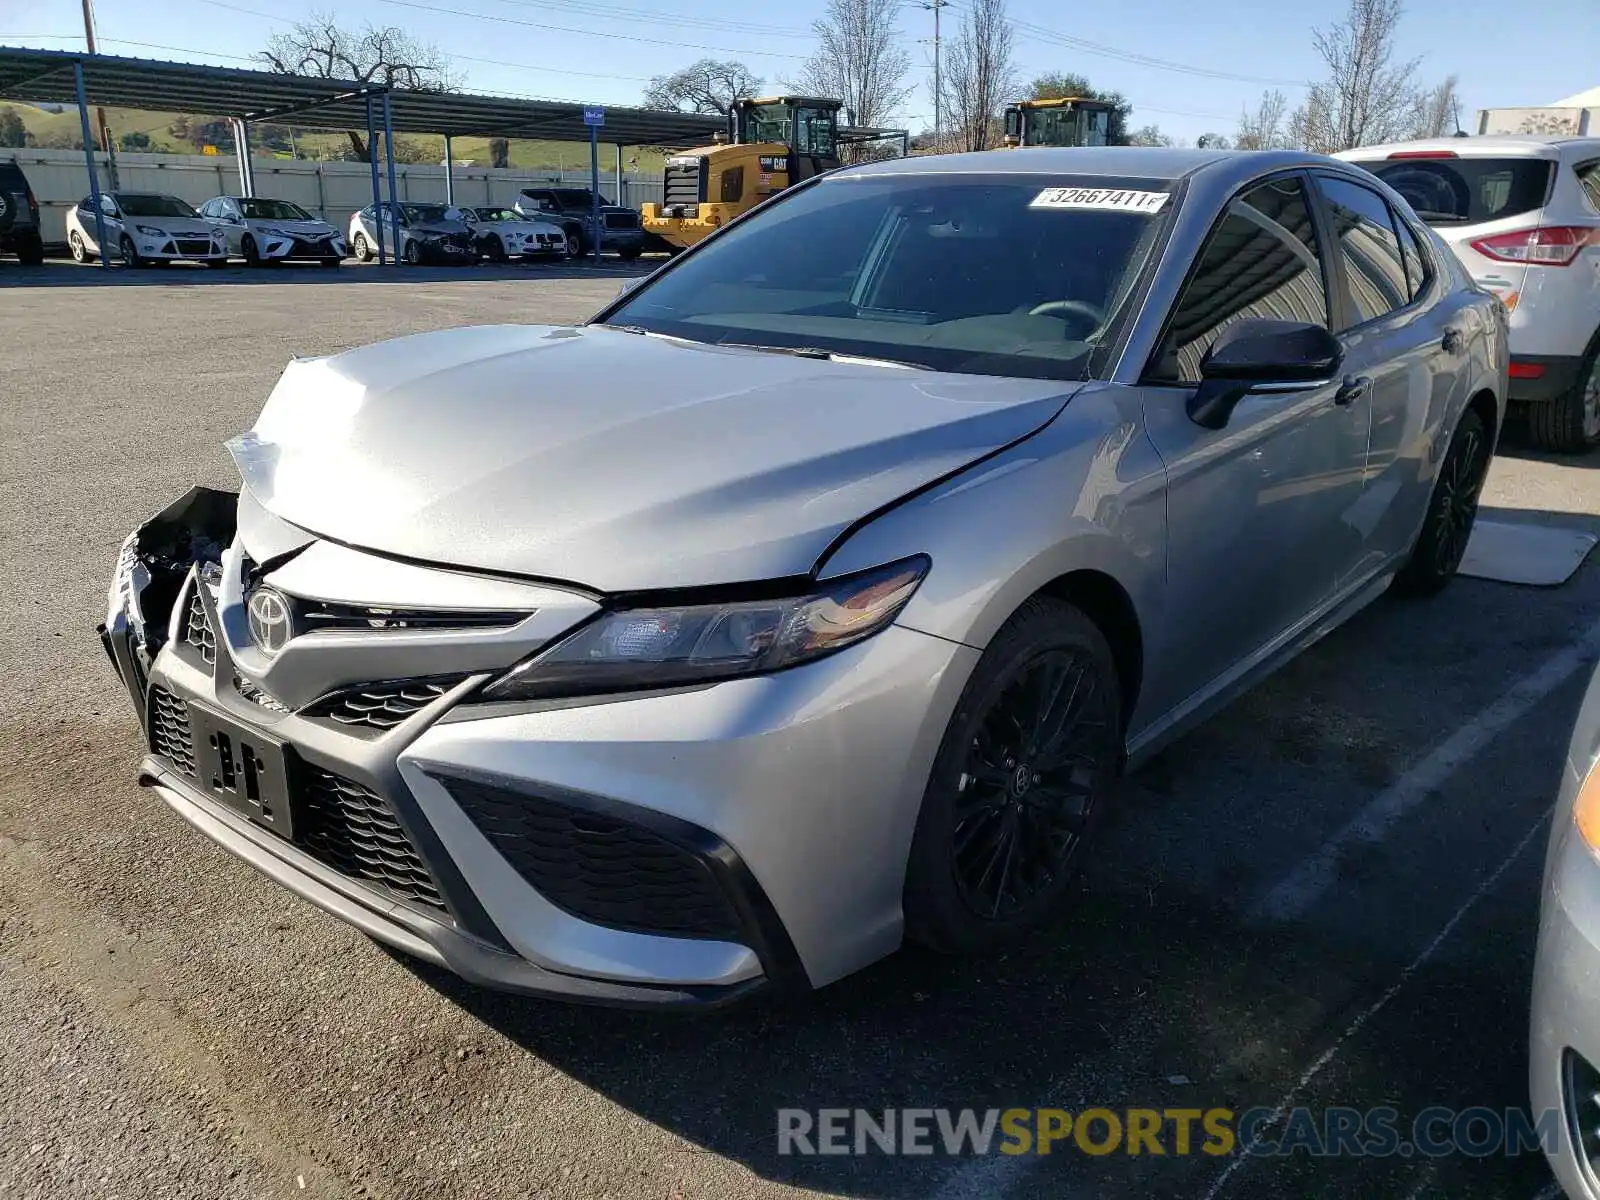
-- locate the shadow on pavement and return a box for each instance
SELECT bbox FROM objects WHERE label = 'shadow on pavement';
[0,259,658,288]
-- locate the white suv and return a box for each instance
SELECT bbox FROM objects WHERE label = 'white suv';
[1340,137,1600,451]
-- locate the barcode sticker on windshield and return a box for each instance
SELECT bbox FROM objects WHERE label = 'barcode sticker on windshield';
[1029,188,1170,214]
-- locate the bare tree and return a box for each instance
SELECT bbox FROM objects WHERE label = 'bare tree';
[643,59,762,116]
[1126,123,1172,147]
[1235,88,1290,150]
[940,0,1016,151]
[789,0,912,133]
[1407,74,1460,137]
[1290,0,1419,152]
[258,14,460,161]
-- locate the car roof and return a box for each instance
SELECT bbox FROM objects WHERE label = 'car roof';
[840,146,1346,186]
[1336,136,1600,161]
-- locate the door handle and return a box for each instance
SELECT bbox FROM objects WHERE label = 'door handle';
[1441,327,1464,354]
[1334,375,1372,406]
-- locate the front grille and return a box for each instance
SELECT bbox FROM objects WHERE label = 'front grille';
[296,599,524,633]
[175,239,213,255]
[662,161,706,208]
[289,237,340,257]
[149,686,196,776]
[444,776,742,940]
[299,766,445,910]
[185,590,216,665]
[303,676,466,733]
[603,212,641,231]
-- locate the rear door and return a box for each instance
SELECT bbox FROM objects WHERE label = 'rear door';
[1310,171,1461,581]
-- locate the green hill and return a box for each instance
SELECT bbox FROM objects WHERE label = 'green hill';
[1,101,667,174]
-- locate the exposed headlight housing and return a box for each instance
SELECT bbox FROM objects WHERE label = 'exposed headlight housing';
[481,556,929,701]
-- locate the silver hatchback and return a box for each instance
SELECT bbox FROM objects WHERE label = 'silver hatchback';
[101,148,1506,1006]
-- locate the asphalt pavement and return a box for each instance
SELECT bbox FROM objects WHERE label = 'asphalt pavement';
[2,259,1597,1200]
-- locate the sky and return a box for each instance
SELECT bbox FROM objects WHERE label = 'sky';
[3,0,1596,146]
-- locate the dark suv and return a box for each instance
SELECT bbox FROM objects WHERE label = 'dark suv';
[0,160,45,266]
[513,187,645,259]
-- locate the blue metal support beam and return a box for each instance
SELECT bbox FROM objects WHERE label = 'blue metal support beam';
[73,60,111,270]
[365,94,384,265]
[383,91,401,265]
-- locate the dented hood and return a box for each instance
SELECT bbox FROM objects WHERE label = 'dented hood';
[230,325,1078,591]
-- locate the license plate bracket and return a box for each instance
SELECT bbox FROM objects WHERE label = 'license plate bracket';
[188,703,296,840]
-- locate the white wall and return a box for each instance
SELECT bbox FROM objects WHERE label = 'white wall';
[3,148,665,244]
[1474,106,1597,136]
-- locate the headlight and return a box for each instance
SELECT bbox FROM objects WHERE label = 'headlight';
[480,556,929,701]
[257,226,287,238]
[136,225,165,237]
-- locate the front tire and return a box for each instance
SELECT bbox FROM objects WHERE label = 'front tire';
[903,597,1122,955]
[617,245,642,261]
[241,234,263,267]
[15,232,44,265]
[1528,343,1600,454]
[119,234,142,268]
[402,238,421,265]
[563,229,581,259]
[1393,408,1490,596]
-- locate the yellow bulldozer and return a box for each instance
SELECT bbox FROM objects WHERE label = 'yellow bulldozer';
[641,96,846,253]
[1001,97,1116,148]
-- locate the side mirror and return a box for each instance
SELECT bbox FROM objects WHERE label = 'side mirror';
[1187,319,1342,430]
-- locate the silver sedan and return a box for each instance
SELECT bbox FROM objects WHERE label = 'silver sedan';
[100,148,1506,1007]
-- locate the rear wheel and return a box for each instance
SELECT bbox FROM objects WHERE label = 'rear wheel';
[15,232,43,266]
[69,230,93,263]
[352,232,371,262]
[904,597,1122,955]
[1528,344,1600,454]
[1393,408,1490,596]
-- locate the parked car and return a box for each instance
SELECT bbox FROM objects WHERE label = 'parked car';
[99,148,1505,1007]
[347,202,476,265]
[1339,137,1600,452]
[0,159,45,266]
[456,206,570,261]
[66,191,228,267]
[199,196,345,267]
[1532,660,1600,1199]
[512,186,645,258]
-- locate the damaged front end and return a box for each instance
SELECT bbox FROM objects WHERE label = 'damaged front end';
[98,486,237,722]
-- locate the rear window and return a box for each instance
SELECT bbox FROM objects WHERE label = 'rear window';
[1345,157,1554,226]
[0,163,29,191]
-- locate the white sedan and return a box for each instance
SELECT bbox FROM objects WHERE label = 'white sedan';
[198,196,346,267]
[66,192,228,267]
[458,207,571,261]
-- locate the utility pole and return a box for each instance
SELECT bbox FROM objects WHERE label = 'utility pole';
[79,0,118,187]
[916,0,950,148]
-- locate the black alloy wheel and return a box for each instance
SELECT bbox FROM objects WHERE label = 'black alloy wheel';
[905,597,1121,954]
[1394,408,1490,595]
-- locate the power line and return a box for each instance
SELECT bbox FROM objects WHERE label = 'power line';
[482,0,810,40]
[1010,19,1310,87]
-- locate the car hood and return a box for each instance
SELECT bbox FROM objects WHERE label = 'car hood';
[409,221,471,237]
[131,217,215,236]
[229,325,1080,591]
[247,218,337,237]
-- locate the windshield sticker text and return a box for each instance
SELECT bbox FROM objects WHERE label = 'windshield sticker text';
[1029,188,1170,214]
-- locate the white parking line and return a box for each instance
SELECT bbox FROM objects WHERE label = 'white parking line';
[1252,617,1600,924]
[1201,812,1551,1200]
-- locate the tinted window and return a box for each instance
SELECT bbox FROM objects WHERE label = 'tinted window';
[607,174,1175,382]
[1345,156,1554,226]
[1317,176,1409,328]
[1394,216,1430,301]
[552,189,608,208]
[237,198,313,220]
[116,193,198,218]
[719,166,744,203]
[1150,176,1329,385]
[1578,161,1600,216]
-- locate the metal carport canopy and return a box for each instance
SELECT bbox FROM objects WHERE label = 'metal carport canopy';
[0,46,728,147]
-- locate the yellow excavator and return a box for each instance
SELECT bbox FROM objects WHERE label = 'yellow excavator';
[1001,97,1116,148]
[642,96,845,252]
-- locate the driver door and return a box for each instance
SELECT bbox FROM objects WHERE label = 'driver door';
[1138,173,1371,716]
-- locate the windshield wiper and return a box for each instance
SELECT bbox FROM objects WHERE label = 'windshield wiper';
[718,342,930,370]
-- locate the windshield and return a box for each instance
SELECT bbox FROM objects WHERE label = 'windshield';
[117,193,198,218]
[400,204,452,224]
[549,189,610,208]
[237,198,314,221]
[1345,156,1554,225]
[473,208,520,222]
[603,173,1173,382]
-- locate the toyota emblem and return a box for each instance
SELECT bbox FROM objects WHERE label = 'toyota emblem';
[246,587,293,656]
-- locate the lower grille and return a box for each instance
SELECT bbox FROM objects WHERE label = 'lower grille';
[149,686,196,776]
[185,589,216,665]
[444,777,742,940]
[176,239,213,255]
[303,676,466,734]
[299,766,445,911]
[289,237,340,257]
[603,212,641,231]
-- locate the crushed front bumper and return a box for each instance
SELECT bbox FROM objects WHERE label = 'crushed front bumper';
[100,490,975,1005]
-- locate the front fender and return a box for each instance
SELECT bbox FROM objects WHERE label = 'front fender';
[817,383,1169,724]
